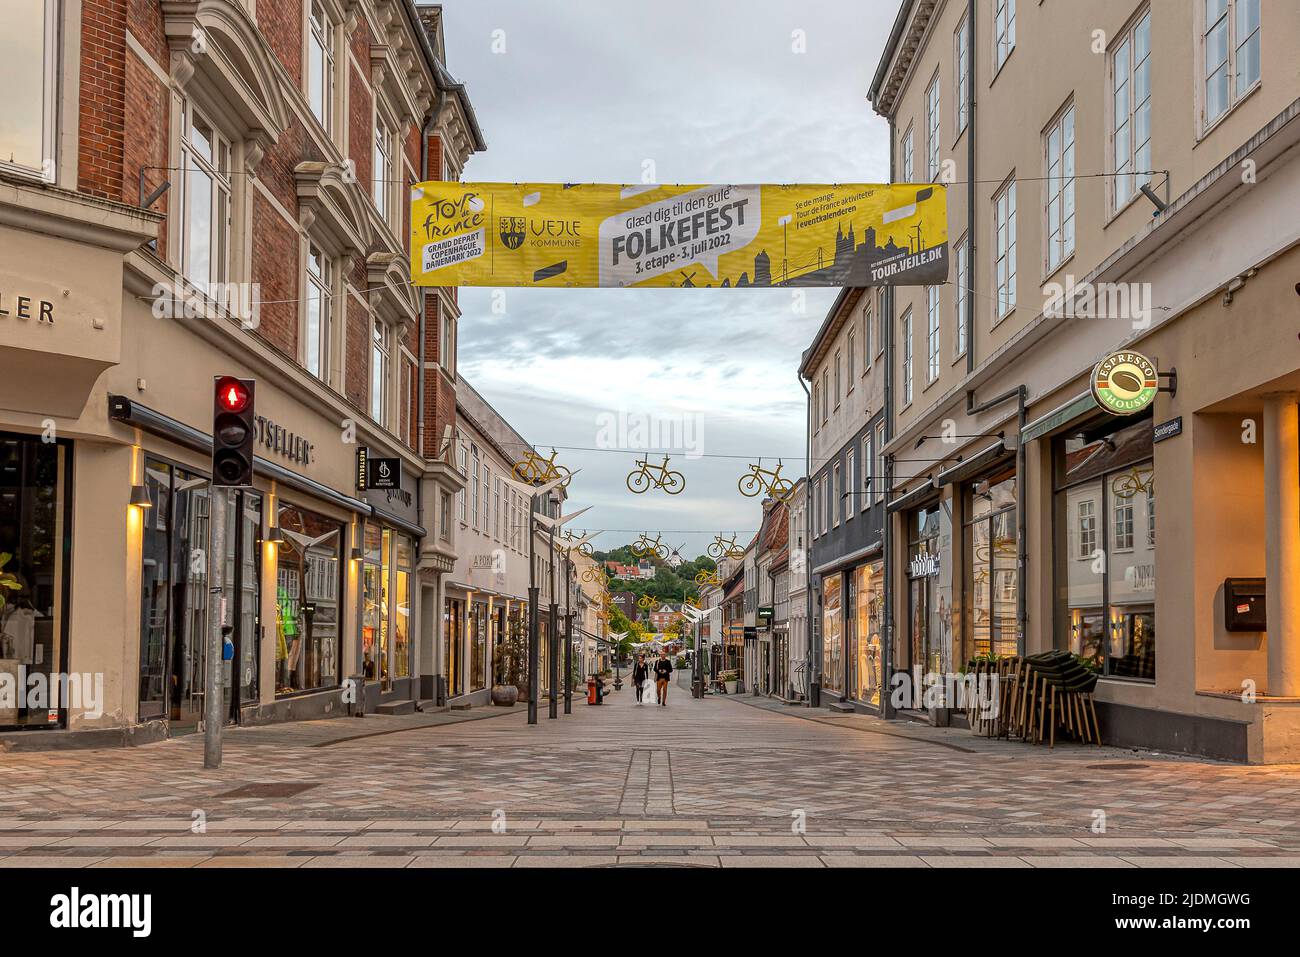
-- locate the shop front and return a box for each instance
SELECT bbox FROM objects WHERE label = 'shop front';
[849,559,884,707]
[902,499,954,679]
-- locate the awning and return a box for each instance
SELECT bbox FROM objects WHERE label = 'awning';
[887,477,937,514]
[811,539,882,576]
[1020,390,1101,445]
[934,441,1010,488]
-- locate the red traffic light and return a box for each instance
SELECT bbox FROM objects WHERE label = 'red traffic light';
[216,376,250,413]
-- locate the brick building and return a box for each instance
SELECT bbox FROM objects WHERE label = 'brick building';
[0,0,483,739]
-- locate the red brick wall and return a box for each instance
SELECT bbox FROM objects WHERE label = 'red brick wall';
[80,0,127,200]
[251,195,298,359]
[123,51,169,253]
[348,61,373,198]
[344,260,369,410]
[258,0,302,86]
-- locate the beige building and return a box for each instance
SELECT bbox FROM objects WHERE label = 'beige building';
[870,0,1300,760]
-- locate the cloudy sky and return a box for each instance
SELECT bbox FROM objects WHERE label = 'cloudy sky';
[439,0,894,557]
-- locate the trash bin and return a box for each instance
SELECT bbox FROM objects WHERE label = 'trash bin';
[587,677,597,705]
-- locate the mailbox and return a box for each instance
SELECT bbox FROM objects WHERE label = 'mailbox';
[1224,578,1266,632]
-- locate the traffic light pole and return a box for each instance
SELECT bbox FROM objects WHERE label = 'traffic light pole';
[204,484,229,769]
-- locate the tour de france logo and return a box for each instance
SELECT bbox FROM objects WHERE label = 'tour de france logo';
[499,216,526,250]
[1091,350,1158,415]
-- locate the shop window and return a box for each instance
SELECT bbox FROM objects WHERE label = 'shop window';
[1054,416,1155,680]
[906,503,951,677]
[470,601,488,692]
[963,466,1019,662]
[443,597,462,696]
[360,523,384,684]
[394,537,412,681]
[853,561,884,705]
[821,574,842,694]
[0,0,58,181]
[0,433,71,729]
[274,503,343,695]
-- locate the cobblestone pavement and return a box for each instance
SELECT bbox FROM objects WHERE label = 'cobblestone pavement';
[2,674,1300,868]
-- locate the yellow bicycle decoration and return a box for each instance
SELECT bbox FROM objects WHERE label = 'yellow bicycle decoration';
[695,569,722,586]
[685,596,700,608]
[581,565,603,583]
[512,447,572,488]
[637,594,661,610]
[707,534,746,561]
[626,454,685,495]
[560,528,595,556]
[632,533,670,560]
[1111,466,1154,499]
[738,458,795,501]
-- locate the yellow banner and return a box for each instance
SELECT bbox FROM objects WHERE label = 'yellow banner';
[410,182,947,288]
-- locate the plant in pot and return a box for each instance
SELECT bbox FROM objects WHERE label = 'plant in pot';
[491,617,526,706]
[722,669,738,695]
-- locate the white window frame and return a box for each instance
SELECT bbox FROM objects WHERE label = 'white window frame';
[832,463,841,528]
[901,308,913,406]
[955,11,970,137]
[994,0,1016,74]
[178,100,232,295]
[861,433,873,512]
[373,109,393,225]
[1199,0,1261,136]
[1077,499,1096,559]
[926,286,940,383]
[1113,498,1135,552]
[925,72,940,181]
[993,176,1017,322]
[470,444,480,528]
[875,422,886,503]
[1110,9,1152,213]
[845,450,855,522]
[811,382,819,434]
[954,234,968,358]
[846,329,855,390]
[307,0,337,135]
[1044,100,1076,274]
[0,0,59,182]
[834,349,842,409]
[863,297,873,369]
[370,317,389,425]
[303,242,333,381]
[457,442,468,524]
[901,124,914,182]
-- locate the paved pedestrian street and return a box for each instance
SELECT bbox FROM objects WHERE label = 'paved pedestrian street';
[2,676,1299,869]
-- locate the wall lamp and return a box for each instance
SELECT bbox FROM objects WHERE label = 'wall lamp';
[128,484,153,508]
[263,523,286,546]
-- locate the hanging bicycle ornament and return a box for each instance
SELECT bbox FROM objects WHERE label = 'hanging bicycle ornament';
[738,458,795,501]
[626,454,686,494]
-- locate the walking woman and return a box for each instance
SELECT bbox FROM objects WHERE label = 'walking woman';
[632,654,650,704]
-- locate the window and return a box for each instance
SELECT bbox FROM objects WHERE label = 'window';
[901,125,914,181]
[439,488,451,542]
[1113,498,1135,551]
[308,0,335,133]
[1045,102,1076,271]
[304,244,331,380]
[846,330,855,389]
[834,350,842,408]
[1112,11,1152,209]
[1203,0,1260,130]
[440,311,455,371]
[994,178,1017,319]
[845,451,854,521]
[401,353,416,447]
[994,0,1016,72]
[964,469,1019,659]
[954,235,968,357]
[0,0,57,180]
[925,74,940,181]
[926,286,940,382]
[482,462,491,534]
[373,113,391,223]
[470,444,480,527]
[179,103,231,294]
[863,298,872,367]
[822,477,830,534]
[811,382,819,433]
[370,319,389,424]
[494,477,502,540]
[901,308,913,405]
[1077,500,1096,558]
[812,477,821,537]
[275,503,343,695]
[955,11,970,135]
[862,433,873,511]
[457,442,468,523]
[1055,417,1155,680]
[832,463,841,527]
[876,423,886,502]
[821,370,829,423]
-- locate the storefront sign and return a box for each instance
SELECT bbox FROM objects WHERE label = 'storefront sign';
[1091,351,1158,416]
[410,182,949,289]
[356,447,402,491]
[909,553,941,579]
[255,415,314,465]
[1153,416,1182,443]
[0,290,55,324]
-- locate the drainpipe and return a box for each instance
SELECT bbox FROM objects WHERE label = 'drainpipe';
[966,385,1028,645]
[798,371,813,706]
[881,116,897,720]
[965,0,976,376]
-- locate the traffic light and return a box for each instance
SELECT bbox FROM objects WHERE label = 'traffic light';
[212,376,255,487]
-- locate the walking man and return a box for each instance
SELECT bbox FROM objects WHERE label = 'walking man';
[654,648,673,706]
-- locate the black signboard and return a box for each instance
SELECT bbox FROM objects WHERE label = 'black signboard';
[1153,416,1183,443]
[356,447,403,491]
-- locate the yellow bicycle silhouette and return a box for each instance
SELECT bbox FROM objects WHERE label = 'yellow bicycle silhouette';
[581,565,603,583]
[638,594,661,610]
[512,447,572,488]
[695,570,722,586]
[738,458,795,501]
[632,533,670,560]
[1111,466,1154,499]
[561,529,594,555]
[707,534,745,561]
[685,596,700,608]
[627,454,685,495]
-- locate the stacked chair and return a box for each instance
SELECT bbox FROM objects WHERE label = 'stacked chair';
[967,651,1101,747]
